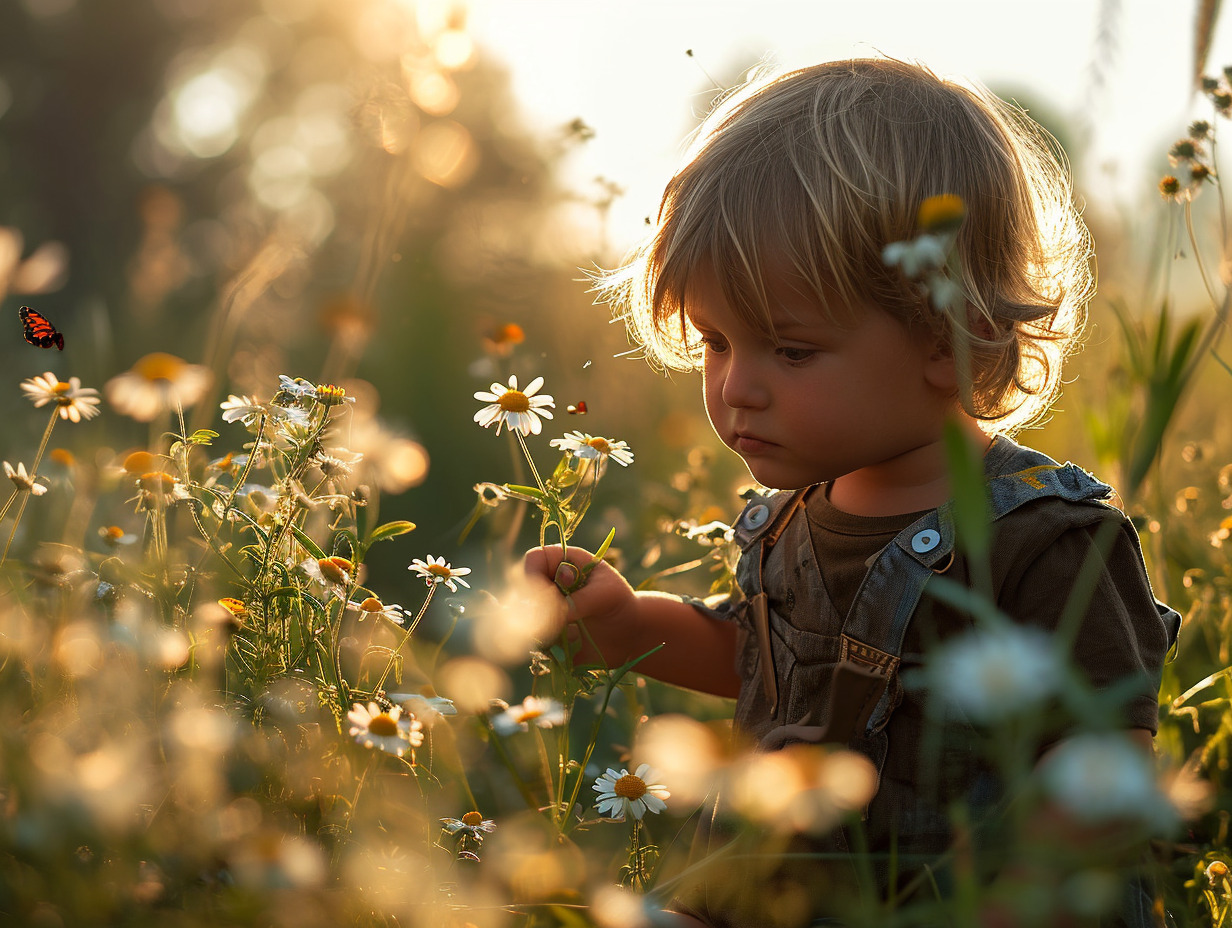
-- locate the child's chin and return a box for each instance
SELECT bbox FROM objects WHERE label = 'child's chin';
[740,459,816,492]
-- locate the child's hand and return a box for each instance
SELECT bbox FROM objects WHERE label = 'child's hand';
[523,545,640,666]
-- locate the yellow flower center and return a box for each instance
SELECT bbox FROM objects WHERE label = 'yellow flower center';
[102,526,125,542]
[461,811,484,827]
[315,383,347,406]
[497,390,530,413]
[359,597,383,613]
[614,774,648,800]
[427,564,453,579]
[140,471,177,493]
[124,451,158,475]
[916,193,966,233]
[518,707,543,722]
[50,382,74,405]
[586,437,612,455]
[318,557,353,584]
[50,448,75,467]
[367,713,399,737]
[133,352,187,383]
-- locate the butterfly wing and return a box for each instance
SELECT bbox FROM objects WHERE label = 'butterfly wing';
[20,306,64,350]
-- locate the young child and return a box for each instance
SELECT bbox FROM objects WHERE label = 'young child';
[525,58,1179,926]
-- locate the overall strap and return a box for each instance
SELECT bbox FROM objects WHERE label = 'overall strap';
[731,488,809,715]
[840,436,1114,735]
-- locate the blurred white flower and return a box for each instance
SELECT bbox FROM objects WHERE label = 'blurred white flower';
[473,374,555,436]
[491,695,566,735]
[409,555,471,592]
[349,596,405,625]
[550,430,634,466]
[389,692,457,728]
[440,810,496,839]
[882,233,947,277]
[346,702,423,757]
[925,623,1062,724]
[105,353,211,422]
[593,763,669,821]
[21,371,101,422]
[1041,732,1176,830]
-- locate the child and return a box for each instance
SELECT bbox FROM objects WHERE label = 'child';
[525,58,1179,926]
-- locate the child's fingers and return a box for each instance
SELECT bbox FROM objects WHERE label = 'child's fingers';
[522,545,599,583]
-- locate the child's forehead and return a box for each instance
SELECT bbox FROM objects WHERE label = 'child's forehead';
[682,257,865,331]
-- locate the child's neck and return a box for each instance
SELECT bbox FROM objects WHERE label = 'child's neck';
[827,421,992,518]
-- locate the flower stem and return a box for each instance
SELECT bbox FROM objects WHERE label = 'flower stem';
[372,583,436,694]
[0,408,59,567]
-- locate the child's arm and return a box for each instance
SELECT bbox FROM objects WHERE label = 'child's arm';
[523,545,741,698]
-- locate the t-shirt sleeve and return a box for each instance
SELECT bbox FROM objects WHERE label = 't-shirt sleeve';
[999,510,1172,734]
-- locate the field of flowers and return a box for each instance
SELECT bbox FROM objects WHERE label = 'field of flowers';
[2,2,1232,927]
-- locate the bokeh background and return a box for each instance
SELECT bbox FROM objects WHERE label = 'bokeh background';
[0,0,1228,606]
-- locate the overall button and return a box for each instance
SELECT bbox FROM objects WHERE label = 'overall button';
[911,529,941,553]
[742,504,770,530]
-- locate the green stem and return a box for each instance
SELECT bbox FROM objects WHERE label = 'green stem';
[1,409,60,566]
[372,583,436,694]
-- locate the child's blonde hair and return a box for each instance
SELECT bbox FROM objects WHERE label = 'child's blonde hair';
[599,57,1095,434]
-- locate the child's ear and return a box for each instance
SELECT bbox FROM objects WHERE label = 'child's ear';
[923,333,959,394]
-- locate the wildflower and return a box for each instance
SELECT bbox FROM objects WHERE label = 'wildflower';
[474,481,510,507]
[137,471,191,505]
[3,461,47,495]
[915,193,966,233]
[350,596,405,625]
[123,450,160,475]
[1216,90,1232,114]
[105,353,211,421]
[20,372,101,422]
[49,448,75,468]
[1159,175,1183,200]
[593,764,670,821]
[314,383,355,407]
[347,701,423,756]
[925,275,964,310]
[440,810,496,838]
[1191,162,1214,184]
[408,555,471,592]
[273,375,318,405]
[219,394,265,425]
[1189,119,1212,139]
[473,374,555,436]
[1169,138,1200,162]
[923,623,1062,724]
[1207,860,1230,883]
[98,525,138,546]
[1040,733,1175,830]
[679,519,735,545]
[491,695,567,735]
[881,234,948,278]
[550,431,635,466]
[301,556,355,591]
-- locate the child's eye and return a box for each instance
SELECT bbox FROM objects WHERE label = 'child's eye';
[700,336,729,354]
[776,346,816,363]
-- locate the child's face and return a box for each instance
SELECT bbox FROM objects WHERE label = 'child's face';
[686,267,956,492]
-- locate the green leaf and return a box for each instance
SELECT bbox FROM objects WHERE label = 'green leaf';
[369,520,416,543]
[291,525,327,560]
[943,419,990,564]
[506,483,545,500]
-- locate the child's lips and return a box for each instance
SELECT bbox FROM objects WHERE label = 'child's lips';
[733,432,776,454]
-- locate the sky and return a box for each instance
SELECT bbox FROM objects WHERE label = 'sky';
[464,0,1230,250]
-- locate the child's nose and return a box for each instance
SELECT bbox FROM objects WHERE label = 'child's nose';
[720,355,769,409]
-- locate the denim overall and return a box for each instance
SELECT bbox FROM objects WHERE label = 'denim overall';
[718,436,1181,924]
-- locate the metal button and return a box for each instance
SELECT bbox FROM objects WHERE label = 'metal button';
[742,504,770,530]
[911,529,940,553]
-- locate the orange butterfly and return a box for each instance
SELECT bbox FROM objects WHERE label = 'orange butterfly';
[20,306,63,350]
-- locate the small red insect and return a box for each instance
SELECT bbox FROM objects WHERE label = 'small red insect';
[20,306,64,350]
[567,401,588,415]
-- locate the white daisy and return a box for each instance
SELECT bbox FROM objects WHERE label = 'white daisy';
[388,692,457,728]
[549,431,634,467]
[104,353,211,422]
[1041,732,1175,831]
[881,234,948,278]
[440,810,497,839]
[300,556,355,596]
[3,461,48,496]
[473,375,555,436]
[219,394,265,425]
[593,764,670,821]
[924,623,1062,724]
[408,555,471,592]
[346,702,424,757]
[20,371,101,422]
[349,596,405,625]
[491,695,567,735]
